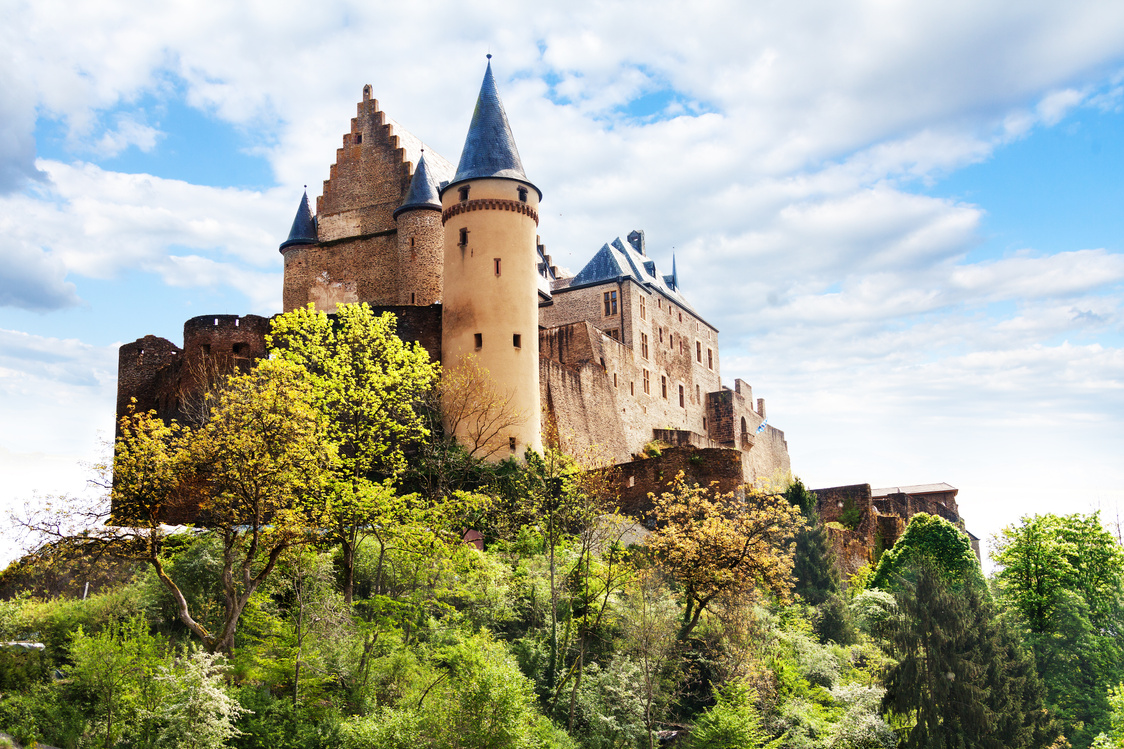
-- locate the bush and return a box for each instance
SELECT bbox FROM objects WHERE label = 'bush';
[688,679,768,749]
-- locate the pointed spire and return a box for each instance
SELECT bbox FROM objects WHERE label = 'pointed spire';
[672,255,678,289]
[395,152,442,218]
[279,189,317,251]
[447,59,539,196]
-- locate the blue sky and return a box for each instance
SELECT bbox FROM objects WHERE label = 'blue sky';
[2,0,1124,564]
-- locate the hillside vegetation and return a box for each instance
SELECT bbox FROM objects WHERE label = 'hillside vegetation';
[1,304,1121,749]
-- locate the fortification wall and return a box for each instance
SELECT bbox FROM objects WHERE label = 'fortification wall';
[116,334,182,428]
[613,445,744,520]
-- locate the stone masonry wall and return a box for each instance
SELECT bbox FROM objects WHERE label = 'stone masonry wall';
[614,445,745,520]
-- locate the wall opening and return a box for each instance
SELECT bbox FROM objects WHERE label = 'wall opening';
[459,186,470,202]
[474,333,482,349]
[509,436,517,453]
[513,333,521,348]
[494,258,501,276]
[517,187,528,203]
[459,227,468,246]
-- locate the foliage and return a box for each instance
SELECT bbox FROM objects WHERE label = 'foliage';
[1092,683,1124,748]
[155,646,250,749]
[882,561,1058,749]
[648,473,803,640]
[687,679,769,749]
[870,512,984,592]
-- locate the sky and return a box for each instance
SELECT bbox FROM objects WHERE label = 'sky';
[2,0,1123,567]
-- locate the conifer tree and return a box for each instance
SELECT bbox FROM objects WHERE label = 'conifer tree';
[785,478,853,643]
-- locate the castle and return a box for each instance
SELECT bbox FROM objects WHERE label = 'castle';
[117,60,792,488]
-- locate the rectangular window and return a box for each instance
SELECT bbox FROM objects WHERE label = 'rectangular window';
[631,381,635,396]
[696,384,700,402]
[661,375,667,399]
[604,290,617,316]
[494,258,501,276]
[641,333,649,359]
[708,348,713,370]
[679,384,685,408]
[517,187,528,203]
[613,373,618,387]
[474,333,483,350]
[509,436,517,452]
[513,333,521,348]
[697,341,702,362]
[659,328,664,343]
[459,227,468,246]
[411,292,416,304]
[607,328,619,340]
[643,369,650,394]
[658,298,662,309]
[459,186,470,202]
[640,296,647,320]
[679,312,683,322]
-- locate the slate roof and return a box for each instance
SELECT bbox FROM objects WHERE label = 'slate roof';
[871,483,958,497]
[447,60,539,195]
[562,234,709,326]
[394,152,442,217]
[279,191,317,251]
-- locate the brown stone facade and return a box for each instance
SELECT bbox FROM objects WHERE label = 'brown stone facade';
[811,482,978,578]
[614,445,745,520]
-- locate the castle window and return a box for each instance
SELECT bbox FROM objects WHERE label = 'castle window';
[643,370,650,394]
[614,373,618,387]
[607,328,619,340]
[639,296,646,320]
[708,348,713,370]
[459,186,470,202]
[355,133,362,144]
[509,437,517,453]
[410,236,415,248]
[661,375,667,399]
[696,341,702,363]
[696,384,700,402]
[459,227,468,246]
[233,343,249,355]
[703,416,707,430]
[659,328,664,344]
[494,258,502,276]
[474,333,483,350]
[641,333,649,359]
[600,357,606,370]
[513,334,521,348]
[631,381,635,396]
[679,312,683,322]
[679,384,685,408]
[411,292,416,304]
[517,187,528,203]
[658,298,662,309]
[604,290,617,316]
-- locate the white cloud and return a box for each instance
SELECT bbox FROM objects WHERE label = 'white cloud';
[92,113,162,158]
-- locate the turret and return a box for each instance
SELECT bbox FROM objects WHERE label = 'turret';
[393,152,443,305]
[280,190,319,312]
[441,58,543,459]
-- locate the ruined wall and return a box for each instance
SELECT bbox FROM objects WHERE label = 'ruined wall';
[116,335,182,427]
[613,445,745,519]
[813,484,880,577]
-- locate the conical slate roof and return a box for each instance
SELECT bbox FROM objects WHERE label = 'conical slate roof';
[279,191,317,251]
[394,152,442,217]
[448,60,538,195]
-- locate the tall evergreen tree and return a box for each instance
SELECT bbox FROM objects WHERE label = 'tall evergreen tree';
[882,562,1058,749]
[785,478,853,643]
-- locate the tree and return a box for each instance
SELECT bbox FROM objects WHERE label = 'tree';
[647,473,803,641]
[687,679,768,749]
[439,354,525,461]
[785,478,853,644]
[882,561,1058,749]
[111,358,335,654]
[155,647,249,749]
[993,513,1124,746]
[870,512,983,592]
[268,303,439,605]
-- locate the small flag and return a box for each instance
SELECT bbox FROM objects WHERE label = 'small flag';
[756,419,768,434]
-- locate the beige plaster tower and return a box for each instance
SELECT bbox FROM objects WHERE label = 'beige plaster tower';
[441,59,543,459]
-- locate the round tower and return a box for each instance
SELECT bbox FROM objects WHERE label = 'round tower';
[279,189,319,312]
[441,59,543,460]
[393,152,444,306]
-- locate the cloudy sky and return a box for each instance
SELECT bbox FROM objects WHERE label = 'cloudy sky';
[2,0,1123,565]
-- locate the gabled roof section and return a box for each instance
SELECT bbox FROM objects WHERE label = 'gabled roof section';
[447,60,539,195]
[279,190,317,251]
[563,232,709,326]
[394,152,442,217]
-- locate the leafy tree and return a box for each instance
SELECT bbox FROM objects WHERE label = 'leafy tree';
[993,512,1124,746]
[1092,683,1124,748]
[648,473,803,640]
[268,302,439,605]
[870,513,983,591]
[882,561,1058,749]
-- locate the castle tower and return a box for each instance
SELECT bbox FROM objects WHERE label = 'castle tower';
[441,59,543,459]
[393,152,443,306]
[279,190,318,311]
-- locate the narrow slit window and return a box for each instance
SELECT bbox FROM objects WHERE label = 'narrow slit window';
[661,375,667,399]
[411,292,416,304]
[640,296,646,320]
[474,333,483,350]
[708,348,713,370]
[494,258,502,276]
[679,384,685,408]
[643,370,650,394]
[509,437,517,453]
[459,227,468,246]
[696,384,701,402]
[697,341,702,362]
[613,373,618,387]
[410,236,415,248]
[513,333,521,348]
[631,381,635,396]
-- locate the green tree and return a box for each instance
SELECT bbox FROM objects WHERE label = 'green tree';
[648,473,803,640]
[882,562,1058,749]
[156,646,249,749]
[687,679,768,749]
[268,302,438,605]
[993,512,1124,746]
[1092,683,1124,748]
[870,513,983,592]
[785,478,853,644]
